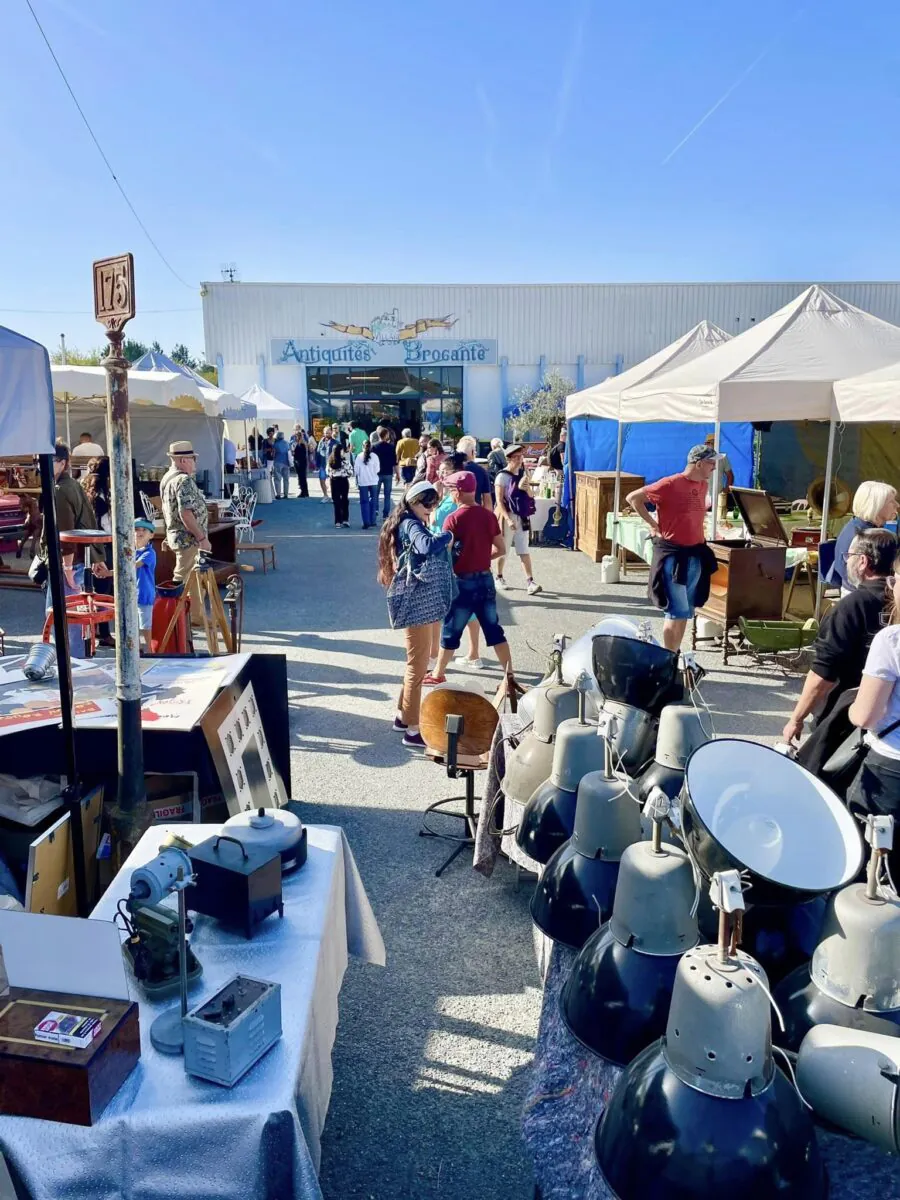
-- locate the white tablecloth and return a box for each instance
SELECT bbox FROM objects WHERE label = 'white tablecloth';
[0,823,385,1200]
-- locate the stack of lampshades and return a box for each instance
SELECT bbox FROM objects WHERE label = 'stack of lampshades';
[506,618,900,1197]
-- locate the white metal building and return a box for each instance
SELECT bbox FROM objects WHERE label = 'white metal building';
[202,281,900,439]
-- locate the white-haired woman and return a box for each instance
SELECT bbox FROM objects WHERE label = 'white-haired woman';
[831,481,898,593]
[486,437,507,491]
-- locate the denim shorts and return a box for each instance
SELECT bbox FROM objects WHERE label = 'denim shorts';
[660,553,702,620]
[441,572,506,650]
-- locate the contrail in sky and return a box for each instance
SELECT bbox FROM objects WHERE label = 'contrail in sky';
[661,6,808,166]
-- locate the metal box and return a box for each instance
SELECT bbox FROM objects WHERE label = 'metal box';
[187,834,283,938]
[183,975,281,1087]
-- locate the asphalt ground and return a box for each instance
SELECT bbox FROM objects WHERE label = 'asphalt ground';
[0,482,803,1199]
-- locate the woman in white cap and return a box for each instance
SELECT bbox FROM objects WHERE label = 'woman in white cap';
[377,481,452,748]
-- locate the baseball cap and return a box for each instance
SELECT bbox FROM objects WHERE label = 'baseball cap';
[134,518,155,532]
[687,444,723,464]
[444,470,476,492]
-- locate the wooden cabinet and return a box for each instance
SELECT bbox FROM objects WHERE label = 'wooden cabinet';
[575,472,644,562]
[696,539,786,662]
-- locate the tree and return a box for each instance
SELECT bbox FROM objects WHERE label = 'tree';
[170,344,197,369]
[505,368,574,445]
[123,338,148,363]
[50,345,105,365]
[151,340,163,353]
[195,362,218,386]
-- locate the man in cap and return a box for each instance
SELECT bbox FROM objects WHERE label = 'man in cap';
[494,444,542,595]
[423,470,514,685]
[160,440,209,621]
[626,445,720,651]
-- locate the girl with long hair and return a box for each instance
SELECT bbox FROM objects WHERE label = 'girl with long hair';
[378,481,452,748]
[328,443,353,527]
[353,437,380,529]
[82,457,115,646]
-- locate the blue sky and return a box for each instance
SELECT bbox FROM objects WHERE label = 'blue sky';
[2,0,899,358]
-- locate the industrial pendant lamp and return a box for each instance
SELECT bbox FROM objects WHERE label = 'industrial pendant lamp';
[515,674,606,865]
[634,703,710,804]
[774,814,900,1051]
[530,717,642,949]
[561,789,699,1065]
[592,632,682,717]
[595,871,827,1200]
[501,681,580,810]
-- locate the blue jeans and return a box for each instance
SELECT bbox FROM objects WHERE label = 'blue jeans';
[400,465,416,483]
[441,572,506,650]
[660,552,702,620]
[359,484,377,527]
[377,474,393,518]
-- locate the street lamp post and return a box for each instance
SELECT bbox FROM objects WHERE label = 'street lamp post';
[93,253,148,854]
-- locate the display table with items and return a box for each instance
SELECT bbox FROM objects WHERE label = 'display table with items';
[0,822,384,1200]
[0,652,290,822]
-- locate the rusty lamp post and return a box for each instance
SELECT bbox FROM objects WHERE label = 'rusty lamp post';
[93,253,148,853]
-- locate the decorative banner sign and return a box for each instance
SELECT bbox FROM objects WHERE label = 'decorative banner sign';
[272,337,499,368]
[272,307,497,367]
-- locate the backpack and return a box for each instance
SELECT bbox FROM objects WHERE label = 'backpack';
[506,470,535,519]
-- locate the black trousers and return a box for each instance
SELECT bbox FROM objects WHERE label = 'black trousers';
[294,456,308,496]
[331,476,349,524]
[847,748,900,879]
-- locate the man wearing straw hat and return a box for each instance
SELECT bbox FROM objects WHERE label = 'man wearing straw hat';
[160,440,210,622]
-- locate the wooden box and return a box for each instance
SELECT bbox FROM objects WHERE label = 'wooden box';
[0,987,140,1125]
[699,540,786,625]
[575,472,644,562]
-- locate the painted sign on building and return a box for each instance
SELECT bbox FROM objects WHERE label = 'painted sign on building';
[271,307,498,367]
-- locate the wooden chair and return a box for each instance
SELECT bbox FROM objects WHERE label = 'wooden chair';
[235,542,276,573]
[419,684,500,876]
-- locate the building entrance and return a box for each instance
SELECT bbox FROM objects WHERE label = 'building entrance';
[306,366,463,440]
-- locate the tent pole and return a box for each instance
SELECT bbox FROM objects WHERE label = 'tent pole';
[611,415,624,555]
[815,419,837,619]
[243,416,249,485]
[39,453,88,918]
[710,420,721,539]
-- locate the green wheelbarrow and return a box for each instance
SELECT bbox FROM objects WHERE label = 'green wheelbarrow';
[738,616,819,672]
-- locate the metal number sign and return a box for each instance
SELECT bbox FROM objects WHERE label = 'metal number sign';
[93,253,135,330]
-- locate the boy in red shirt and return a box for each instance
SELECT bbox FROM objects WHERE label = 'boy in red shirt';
[626,444,721,651]
[423,471,515,684]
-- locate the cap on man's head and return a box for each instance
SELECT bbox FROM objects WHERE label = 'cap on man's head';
[505,443,525,456]
[168,440,196,457]
[687,444,722,465]
[445,470,476,493]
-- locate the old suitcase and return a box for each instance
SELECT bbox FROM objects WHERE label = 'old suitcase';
[0,987,140,1125]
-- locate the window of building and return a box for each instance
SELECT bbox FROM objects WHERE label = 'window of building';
[306,367,465,438]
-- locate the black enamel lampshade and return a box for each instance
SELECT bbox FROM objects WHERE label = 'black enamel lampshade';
[514,779,577,865]
[530,845,620,950]
[592,634,681,715]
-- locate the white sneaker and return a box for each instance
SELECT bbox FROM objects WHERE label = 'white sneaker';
[461,657,484,670]
[321,497,330,504]
[526,581,542,595]
[496,576,508,590]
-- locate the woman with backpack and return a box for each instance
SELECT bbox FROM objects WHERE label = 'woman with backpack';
[494,444,541,595]
[377,482,453,748]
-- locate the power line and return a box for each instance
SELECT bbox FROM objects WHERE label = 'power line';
[23,0,196,291]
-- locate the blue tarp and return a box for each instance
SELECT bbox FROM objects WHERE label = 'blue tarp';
[562,419,755,512]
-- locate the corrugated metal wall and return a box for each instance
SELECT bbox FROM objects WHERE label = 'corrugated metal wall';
[202,281,900,369]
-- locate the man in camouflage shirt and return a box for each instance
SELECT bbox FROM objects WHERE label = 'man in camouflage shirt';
[160,440,210,619]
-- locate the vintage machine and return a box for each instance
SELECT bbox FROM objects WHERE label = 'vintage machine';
[183,974,282,1087]
[222,806,307,874]
[187,834,284,939]
[694,487,789,663]
[121,847,202,998]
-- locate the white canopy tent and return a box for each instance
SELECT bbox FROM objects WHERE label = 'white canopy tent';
[619,285,900,532]
[51,366,225,496]
[833,358,900,424]
[565,321,732,550]
[240,383,298,427]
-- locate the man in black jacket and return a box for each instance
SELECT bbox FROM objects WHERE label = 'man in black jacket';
[783,527,896,745]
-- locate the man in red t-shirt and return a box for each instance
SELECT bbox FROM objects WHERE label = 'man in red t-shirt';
[626,444,721,651]
[423,471,515,685]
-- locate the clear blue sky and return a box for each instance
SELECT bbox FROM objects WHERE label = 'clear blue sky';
[2,0,899,359]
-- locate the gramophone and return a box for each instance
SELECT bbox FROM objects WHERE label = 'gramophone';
[774,814,900,1051]
[515,673,606,865]
[595,870,827,1199]
[530,710,642,949]
[561,788,699,1065]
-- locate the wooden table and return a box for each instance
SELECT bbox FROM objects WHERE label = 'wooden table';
[151,520,238,585]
